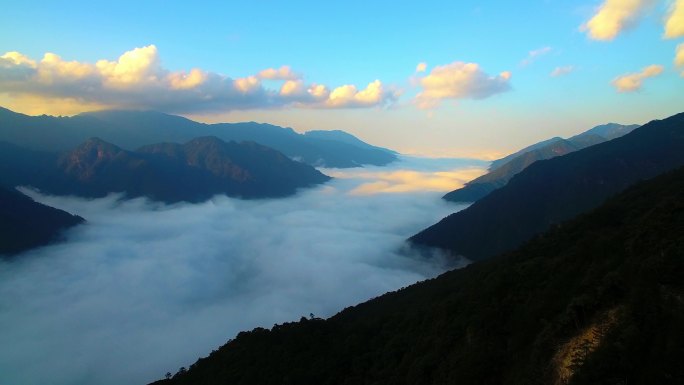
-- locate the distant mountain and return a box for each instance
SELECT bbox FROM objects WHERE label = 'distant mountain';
[0,107,397,168]
[0,185,83,256]
[304,130,398,154]
[152,163,684,385]
[412,112,684,261]
[444,123,638,203]
[0,137,331,203]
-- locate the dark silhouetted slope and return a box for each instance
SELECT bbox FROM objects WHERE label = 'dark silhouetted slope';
[0,186,83,256]
[0,107,396,168]
[445,123,638,203]
[151,162,684,385]
[414,113,682,261]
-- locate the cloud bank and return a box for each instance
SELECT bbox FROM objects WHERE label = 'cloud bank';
[414,62,511,109]
[611,64,663,92]
[0,156,483,385]
[581,0,655,41]
[0,46,398,114]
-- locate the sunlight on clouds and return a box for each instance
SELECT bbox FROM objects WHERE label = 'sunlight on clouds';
[234,76,261,93]
[169,68,207,90]
[258,66,299,80]
[676,44,684,76]
[327,167,487,195]
[612,64,663,92]
[325,80,393,108]
[415,62,427,73]
[581,0,655,41]
[414,62,511,109]
[0,46,397,114]
[280,80,305,96]
[664,0,684,38]
[96,45,160,86]
[1,52,36,67]
[0,94,110,116]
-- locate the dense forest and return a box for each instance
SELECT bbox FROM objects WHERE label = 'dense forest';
[152,164,684,385]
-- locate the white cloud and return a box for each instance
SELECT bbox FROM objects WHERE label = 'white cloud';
[612,64,663,92]
[521,46,552,66]
[664,0,684,38]
[0,156,477,385]
[257,65,299,80]
[550,65,575,77]
[0,46,397,114]
[581,0,655,41]
[415,62,427,73]
[414,62,511,109]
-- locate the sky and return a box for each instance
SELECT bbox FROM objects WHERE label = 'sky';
[0,156,479,385]
[1,0,683,156]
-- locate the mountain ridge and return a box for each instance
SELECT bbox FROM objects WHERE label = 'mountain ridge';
[412,112,684,261]
[0,107,396,168]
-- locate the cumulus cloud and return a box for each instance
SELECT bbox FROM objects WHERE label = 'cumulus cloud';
[550,65,575,77]
[520,46,552,66]
[414,62,511,109]
[665,0,684,38]
[0,46,397,114]
[257,65,299,80]
[581,0,655,41]
[611,64,663,92]
[415,62,427,73]
[0,156,480,385]
[676,43,684,75]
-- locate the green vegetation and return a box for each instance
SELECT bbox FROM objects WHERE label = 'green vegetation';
[152,163,684,384]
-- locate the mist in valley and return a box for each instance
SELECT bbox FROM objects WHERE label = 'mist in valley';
[0,156,484,385]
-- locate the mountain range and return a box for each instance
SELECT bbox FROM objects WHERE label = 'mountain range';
[0,137,330,203]
[152,144,684,385]
[0,185,84,256]
[444,123,639,203]
[412,113,684,261]
[0,107,397,168]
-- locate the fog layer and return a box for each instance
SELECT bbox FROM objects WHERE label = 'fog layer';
[0,156,483,385]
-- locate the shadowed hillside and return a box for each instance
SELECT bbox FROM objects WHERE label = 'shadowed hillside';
[0,186,83,256]
[151,161,684,385]
[413,112,683,261]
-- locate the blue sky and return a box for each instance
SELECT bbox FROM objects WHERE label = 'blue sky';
[1,0,683,156]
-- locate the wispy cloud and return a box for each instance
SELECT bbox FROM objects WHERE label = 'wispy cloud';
[581,0,655,41]
[520,46,552,66]
[415,62,427,73]
[676,43,684,76]
[414,62,511,109]
[550,65,575,77]
[0,46,398,114]
[611,64,663,92]
[664,0,684,38]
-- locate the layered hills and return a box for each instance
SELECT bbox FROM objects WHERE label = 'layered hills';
[444,123,638,203]
[152,153,684,385]
[0,107,396,168]
[412,113,684,261]
[0,137,330,203]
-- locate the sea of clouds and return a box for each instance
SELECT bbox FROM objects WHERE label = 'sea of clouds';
[0,156,484,385]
